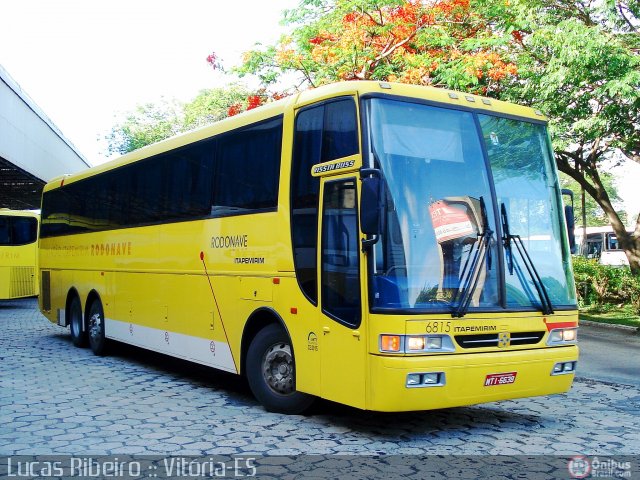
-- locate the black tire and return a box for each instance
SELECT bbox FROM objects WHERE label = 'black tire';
[87,298,109,356]
[69,296,88,348]
[246,324,315,414]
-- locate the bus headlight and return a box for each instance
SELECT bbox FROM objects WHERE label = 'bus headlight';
[380,334,455,353]
[407,336,425,351]
[547,328,578,345]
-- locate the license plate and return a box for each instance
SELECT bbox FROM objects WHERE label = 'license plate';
[484,372,517,386]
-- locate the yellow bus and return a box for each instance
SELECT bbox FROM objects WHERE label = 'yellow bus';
[39,81,579,413]
[0,209,39,300]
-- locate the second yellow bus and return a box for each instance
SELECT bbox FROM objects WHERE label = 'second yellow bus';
[0,209,39,300]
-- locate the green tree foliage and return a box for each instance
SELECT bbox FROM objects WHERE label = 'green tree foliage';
[106,85,251,155]
[183,85,252,130]
[573,257,640,313]
[105,99,183,156]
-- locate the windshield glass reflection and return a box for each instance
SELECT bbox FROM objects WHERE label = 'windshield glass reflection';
[478,115,576,307]
[366,98,499,311]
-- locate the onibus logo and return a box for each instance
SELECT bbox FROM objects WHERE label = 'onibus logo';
[568,455,592,479]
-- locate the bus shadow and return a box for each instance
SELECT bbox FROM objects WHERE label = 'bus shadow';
[102,339,255,405]
[47,330,542,433]
[307,398,543,435]
[0,297,38,310]
[41,328,256,409]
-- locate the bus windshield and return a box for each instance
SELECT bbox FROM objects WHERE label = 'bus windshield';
[365,97,576,313]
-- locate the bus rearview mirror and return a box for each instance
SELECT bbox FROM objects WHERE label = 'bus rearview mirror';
[360,176,381,236]
[565,205,576,253]
[562,189,576,253]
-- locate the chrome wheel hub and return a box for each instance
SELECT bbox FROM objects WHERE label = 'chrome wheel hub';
[89,313,102,341]
[262,342,294,395]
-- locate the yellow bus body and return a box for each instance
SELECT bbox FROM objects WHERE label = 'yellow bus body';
[39,81,578,412]
[0,209,39,300]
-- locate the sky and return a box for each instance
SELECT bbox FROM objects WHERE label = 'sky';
[0,0,298,162]
[1,0,639,222]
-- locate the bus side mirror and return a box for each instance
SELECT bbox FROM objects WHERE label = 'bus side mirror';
[562,189,576,253]
[360,176,381,235]
[565,205,576,253]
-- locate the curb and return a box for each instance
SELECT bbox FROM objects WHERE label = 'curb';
[579,318,639,333]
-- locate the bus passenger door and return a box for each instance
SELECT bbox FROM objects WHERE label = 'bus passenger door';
[318,177,367,408]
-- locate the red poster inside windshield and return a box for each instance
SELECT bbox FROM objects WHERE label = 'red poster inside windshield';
[429,200,475,243]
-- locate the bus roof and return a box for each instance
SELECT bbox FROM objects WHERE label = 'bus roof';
[43,81,546,193]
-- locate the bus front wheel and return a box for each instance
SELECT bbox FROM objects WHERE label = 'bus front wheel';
[88,299,109,356]
[69,296,88,348]
[246,324,315,414]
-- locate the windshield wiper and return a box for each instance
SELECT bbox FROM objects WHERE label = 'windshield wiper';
[500,203,554,315]
[451,197,493,318]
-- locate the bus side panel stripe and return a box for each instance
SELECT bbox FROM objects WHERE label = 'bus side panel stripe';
[105,318,237,373]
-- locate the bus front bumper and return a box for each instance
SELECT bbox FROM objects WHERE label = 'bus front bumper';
[367,346,578,412]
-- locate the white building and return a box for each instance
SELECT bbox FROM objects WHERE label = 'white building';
[0,64,90,209]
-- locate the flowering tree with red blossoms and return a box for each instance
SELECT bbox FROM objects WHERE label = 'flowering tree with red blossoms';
[224,94,266,117]
[206,53,282,116]
[237,0,518,96]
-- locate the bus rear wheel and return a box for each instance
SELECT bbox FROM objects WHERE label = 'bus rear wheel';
[246,324,315,414]
[69,296,88,348]
[88,299,109,356]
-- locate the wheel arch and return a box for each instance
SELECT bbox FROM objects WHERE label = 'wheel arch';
[240,307,291,376]
[64,288,81,328]
[84,289,103,323]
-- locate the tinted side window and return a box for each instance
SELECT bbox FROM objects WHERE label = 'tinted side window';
[213,117,283,215]
[291,98,359,304]
[89,174,110,230]
[65,180,98,234]
[165,140,214,219]
[108,169,132,227]
[40,117,279,237]
[321,179,361,326]
[292,105,323,303]
[129,159,164,225]
[41,188,70,237]
[322,99,359,161]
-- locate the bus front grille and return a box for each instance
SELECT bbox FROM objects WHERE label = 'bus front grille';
[10,267,36,298]
[454,331,545,349]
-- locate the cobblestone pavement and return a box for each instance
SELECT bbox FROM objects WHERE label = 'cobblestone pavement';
[1,298,639,457]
